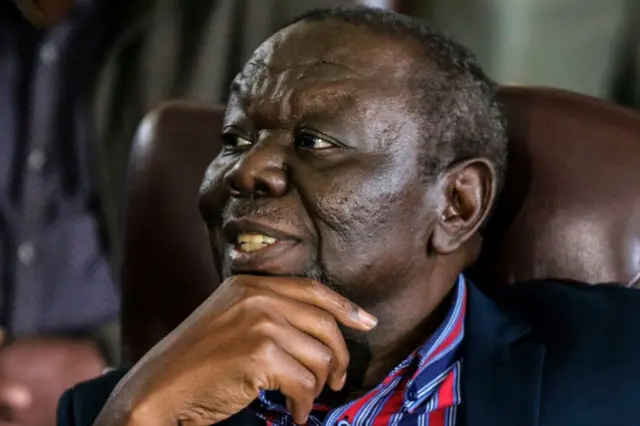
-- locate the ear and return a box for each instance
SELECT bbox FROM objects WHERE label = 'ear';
[430,158,497,255]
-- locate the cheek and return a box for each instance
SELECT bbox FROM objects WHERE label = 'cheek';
[314,162,420,229]
[309,165,430,266]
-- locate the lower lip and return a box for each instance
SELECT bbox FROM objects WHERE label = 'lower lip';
[227,239,306,274]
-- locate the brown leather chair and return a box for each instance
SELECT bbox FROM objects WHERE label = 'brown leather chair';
[120,87,640,364]
[471,86,640,288]
[120,102,222,363]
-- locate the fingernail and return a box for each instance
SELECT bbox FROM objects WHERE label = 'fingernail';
[358,309,377,328]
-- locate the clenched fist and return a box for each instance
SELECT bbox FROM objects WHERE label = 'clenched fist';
[96,275,377,426]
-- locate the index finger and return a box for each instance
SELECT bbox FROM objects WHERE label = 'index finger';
[232,275,378,331]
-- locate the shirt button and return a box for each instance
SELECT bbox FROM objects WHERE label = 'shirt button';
[17,242,35,266]
[40,43,58,64]
[27,149,46,172]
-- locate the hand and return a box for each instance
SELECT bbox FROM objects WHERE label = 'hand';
[0,337,105,426]
[96,275,377,426]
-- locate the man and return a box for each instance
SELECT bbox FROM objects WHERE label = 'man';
[58,6,640,426]
[0,1,352,426]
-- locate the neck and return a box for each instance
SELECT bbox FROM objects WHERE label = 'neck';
[343,266,461,395]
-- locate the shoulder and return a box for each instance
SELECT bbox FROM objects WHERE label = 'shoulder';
[495,279,640,331]
[57,369,128,426]
[491,281,640,420]
[494,280,640,366]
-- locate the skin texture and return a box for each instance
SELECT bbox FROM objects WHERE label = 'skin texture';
[95,19,497,426]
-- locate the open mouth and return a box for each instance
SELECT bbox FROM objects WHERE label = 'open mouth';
[235,233,279,253]
[223,219,309,275]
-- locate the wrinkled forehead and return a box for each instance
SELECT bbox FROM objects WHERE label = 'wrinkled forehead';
[230,21,420,110]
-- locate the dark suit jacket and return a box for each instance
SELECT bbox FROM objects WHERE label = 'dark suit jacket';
[57,280,640,426]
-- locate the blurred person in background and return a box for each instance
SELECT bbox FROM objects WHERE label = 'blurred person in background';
[408,0,640,108]
[0,1,355,425]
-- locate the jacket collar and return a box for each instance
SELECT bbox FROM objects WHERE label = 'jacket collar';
[459,282,545,426]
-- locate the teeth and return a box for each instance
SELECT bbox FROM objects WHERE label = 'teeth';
[237,233,278,252]
[240,242,269,252]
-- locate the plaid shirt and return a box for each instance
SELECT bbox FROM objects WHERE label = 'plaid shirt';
[253,274,467,426]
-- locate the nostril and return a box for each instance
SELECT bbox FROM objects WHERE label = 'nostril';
[253,181,271,197]
[224,162,287,198]
[226,175,245,197]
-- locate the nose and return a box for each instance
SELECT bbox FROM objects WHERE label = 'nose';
[224,141,288,198]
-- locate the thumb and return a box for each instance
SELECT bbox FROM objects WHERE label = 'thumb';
[0,383,32,410]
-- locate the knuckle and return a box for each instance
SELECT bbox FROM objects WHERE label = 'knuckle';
[318,347,333,369]
[316,312,343,346]
[252,315,279,338]
[243,370,270,395]
[317,311,340,334]
[254,336,280,363]
[304,279,319,291]
[239,289,271,312]
[298,371,317,393]
[300,278,320,296]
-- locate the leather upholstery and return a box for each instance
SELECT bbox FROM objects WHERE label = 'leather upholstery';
[120,87,640,363]
[120,102,222,363]
[471,86,640,288]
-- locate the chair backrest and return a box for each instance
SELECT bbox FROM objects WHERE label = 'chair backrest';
[120,87,640,363]
[471,86,640,288]
[121,102,223,363]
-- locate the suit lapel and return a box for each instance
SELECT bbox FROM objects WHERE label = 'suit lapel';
[459,284,545,426]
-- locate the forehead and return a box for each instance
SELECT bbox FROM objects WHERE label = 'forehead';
[228,21,421,123]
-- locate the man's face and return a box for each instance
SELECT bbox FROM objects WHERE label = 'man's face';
[200,21,442,308]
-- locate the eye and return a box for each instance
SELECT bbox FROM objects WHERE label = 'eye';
[296,132,336,150]
[222,133,253,149]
